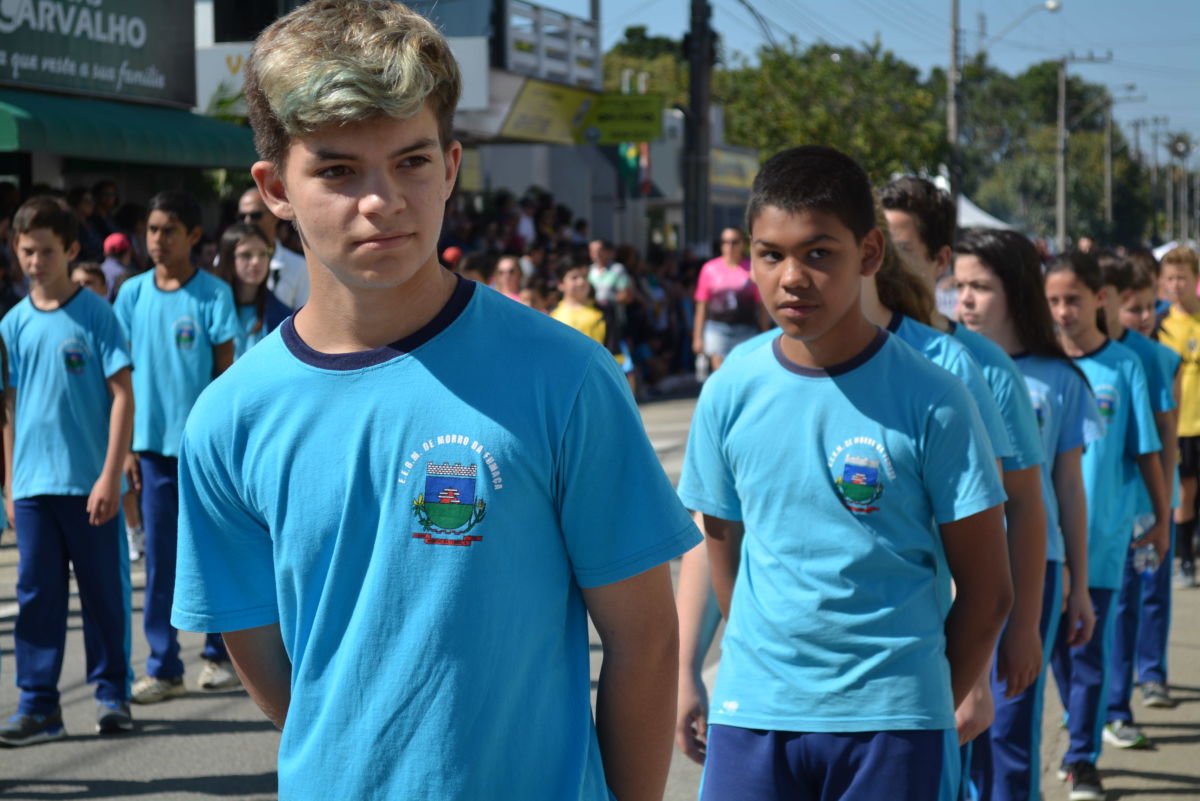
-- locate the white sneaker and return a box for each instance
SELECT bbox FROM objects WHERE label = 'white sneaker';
[197,660,241,691]
[126,526,144,561]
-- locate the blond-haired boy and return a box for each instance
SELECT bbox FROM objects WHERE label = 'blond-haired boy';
[170,2,698,798]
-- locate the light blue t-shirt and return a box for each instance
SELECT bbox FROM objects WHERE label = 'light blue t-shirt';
[887,313,1012,463]
[950,322,1043,472]
[1118,328,1177,518]
[1013,354,1102,563]
[1075,339,1161,589]
[727,320,1013,465]
[171,278,699,800]
[677,331,1006,732]
[113,269,238,458]
[1,289,131,498]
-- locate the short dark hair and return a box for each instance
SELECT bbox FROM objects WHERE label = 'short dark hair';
[13,195,78,249]
[877,176,956,257]
[554,253,589,283]
[72,262,106,281]
[147,190,203,232]
[1096,250,1135,292]
[746,145,875,239]
[1127,248,1160,279]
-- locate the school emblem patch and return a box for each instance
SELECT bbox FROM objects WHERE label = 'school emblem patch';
[173,317,198,350]
[1095,384,1119,422]
[60,338,87,374]
[828,436,896,514]
[412,462,487,546]
[1029,389,1049,432]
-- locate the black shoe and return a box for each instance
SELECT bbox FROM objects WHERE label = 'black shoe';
[1066,760,1105,800]
[95,699,133,734]
[0,708,66,747]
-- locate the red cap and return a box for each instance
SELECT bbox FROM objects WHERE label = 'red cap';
[441,246,463,265]
[103,232,130,256]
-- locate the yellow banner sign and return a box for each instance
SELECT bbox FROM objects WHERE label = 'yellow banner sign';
[500,78,663,145]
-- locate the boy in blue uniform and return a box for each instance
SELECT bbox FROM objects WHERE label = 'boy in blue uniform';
[0,196,134,744]
[677,145,1013,800]
[170,2,698,799]
[113,190,239,703]
[1097,253,1179,749]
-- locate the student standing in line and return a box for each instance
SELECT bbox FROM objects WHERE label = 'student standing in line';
[1116,259,1181,710]
[954,228,1100,801]
[880,177,1049,718]
[675,219,1019,772]
[0,196,134,745]
[677,145,1012,800]
[1044,251,1168,801]
[113,190,240,703]
[213,222,292,360]
[1096,253,1180,746]
[1156,247,1200,588]
[170,2,698,798]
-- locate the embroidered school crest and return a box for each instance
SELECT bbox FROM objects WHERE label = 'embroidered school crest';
[1095,384,1119,422]
[173,317,198,350]
[1029,389,1049,432]
[828,436,896,514]
[59,339,87,374]
[412,462,487,546]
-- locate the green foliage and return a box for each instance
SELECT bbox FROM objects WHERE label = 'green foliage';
[600,28,1156,244]
[714,40,944,184]
[609,26,683,61]
[603,50,689,109]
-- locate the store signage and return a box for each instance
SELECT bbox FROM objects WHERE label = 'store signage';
[0,0,195,107]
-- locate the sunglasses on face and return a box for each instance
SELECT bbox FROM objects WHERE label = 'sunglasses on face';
[239,211,265,222]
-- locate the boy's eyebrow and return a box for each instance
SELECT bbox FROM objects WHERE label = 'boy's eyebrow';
[752,233,839,248]
[309,138,439,162]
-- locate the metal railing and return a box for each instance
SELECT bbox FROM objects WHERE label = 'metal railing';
[505,0,601,88]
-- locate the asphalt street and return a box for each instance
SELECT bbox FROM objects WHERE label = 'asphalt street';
[2,394,1198,800]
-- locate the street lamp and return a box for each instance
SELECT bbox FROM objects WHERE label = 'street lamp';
[948,0,1062,200]
[980,1,1062,54]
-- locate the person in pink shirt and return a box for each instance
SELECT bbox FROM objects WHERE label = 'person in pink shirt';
[692,227,765,370]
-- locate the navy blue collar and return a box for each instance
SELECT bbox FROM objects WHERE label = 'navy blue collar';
[772,328,888,377]
[282,274,475,370]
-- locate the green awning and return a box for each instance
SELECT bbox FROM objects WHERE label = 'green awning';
[0,87,258,169]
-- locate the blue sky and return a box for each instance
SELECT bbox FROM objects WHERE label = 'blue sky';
[551,0,1200,161]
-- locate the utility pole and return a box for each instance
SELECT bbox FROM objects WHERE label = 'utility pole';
[1166,163,1174,241]
[947,0,960,202]
[1055,51,1112,251]
[1104,102,1113,227]
[683,0,714,255]
[1182,167,1189,241]
[1056,58,1067,251]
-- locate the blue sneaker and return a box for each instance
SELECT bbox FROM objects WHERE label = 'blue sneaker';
[95,699,133,734]
[0,709,66,747]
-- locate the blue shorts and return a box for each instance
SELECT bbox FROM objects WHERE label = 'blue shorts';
[702,724,953,801]
[703,321,758,357]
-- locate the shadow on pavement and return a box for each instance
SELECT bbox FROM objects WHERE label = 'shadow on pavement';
[0,772,277,799]
[125,715,278,738]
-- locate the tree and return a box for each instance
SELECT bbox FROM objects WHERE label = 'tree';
[714,39,944,184]
[608,25,683,61]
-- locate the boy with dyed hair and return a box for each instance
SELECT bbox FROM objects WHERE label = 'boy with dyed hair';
[0,196,134,745]
[171,2,697,799]
[677,145,1013,799]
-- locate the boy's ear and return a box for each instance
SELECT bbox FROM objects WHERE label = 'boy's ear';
[933,244,953,274]
[66,240,80,263]
[441,141,463,202]
[859,229,885,278]
[252,159,294,221]
[187,225,203,248]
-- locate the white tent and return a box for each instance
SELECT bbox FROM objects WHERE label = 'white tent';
[958,195,1014,230]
